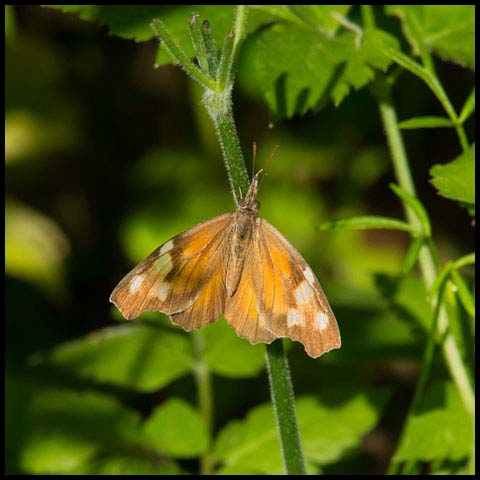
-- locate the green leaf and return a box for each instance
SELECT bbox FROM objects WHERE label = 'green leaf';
[47,6,248,68]
[458,88,475,124]
[143,398,208,458]
[386,5,475,70]
[200,317,265,378]
[453,252,475,270]
[394,382,474,462]
[39,324,194,392]
[241,23,398,120]
[430,144,475,205]
[398,116,454,129]
[251,5,352,36]
[390,184,431,236]
[402,236,425,274]
[68,449,181,475]
[215,465,266,475]
[214,387,390,474]
[319,215,415,233]
[6,378,142,474]
[5,199,70,299]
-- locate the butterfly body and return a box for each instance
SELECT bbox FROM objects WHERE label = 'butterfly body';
[110,171,341,358]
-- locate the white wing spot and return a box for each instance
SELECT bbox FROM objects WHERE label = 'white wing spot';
[287,308,303,327]
[304,266,316,286]
[159,240,174,256]
[156,283,171,301]
[129,274,145,294]
[154,254,173,277]
[315,312,328,330]
[295,280,314,305]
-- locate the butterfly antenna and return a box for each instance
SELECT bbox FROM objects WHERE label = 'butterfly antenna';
[259,144,279,188]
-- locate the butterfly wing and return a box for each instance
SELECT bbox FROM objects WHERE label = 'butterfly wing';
[225,217,340,358]
[110,213,234,327]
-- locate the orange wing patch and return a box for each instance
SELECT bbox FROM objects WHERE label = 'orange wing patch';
[257,219,341,358]
[224,237,276,344]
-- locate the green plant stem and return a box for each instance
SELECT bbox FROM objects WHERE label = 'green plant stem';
[375,83,475,471]
[204,6,305,474]
[266,340,306,474]
[156,5,306,474]
[192,333,214,475]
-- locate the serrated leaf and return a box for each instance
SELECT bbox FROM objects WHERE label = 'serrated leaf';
[319,215,415,233]
[143,398,208,458]
[199,317,265,378]
[39,324,194,392]
[47,6,238,65]
[214,387,390,474]
[242,24,397,120]
[430,144,475,205]
[398,116,454,129]
[394,382,474,462]
[386,5,475,70]
[6,378,142,474]
[251,5,352,36]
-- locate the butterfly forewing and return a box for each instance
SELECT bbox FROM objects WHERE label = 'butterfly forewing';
[110,213,234,320]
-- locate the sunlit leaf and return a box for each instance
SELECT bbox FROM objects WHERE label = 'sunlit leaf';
[393,382,474,462]
[69,451,181,475]
[6,378,142,474]
[199,318,265,378]
[215,387,390,474]
[38,324,194,392]
[143,397,208,457]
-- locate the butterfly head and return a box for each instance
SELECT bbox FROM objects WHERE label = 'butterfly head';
[238,170,262,213]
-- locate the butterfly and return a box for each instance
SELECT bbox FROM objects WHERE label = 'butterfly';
[110,149,341,358]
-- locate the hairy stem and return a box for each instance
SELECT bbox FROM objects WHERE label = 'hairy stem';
[156,5,306,473]
[266,340,306,474]
[204,6,306,473]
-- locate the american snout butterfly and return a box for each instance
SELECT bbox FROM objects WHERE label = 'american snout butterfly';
[110,146,341,358]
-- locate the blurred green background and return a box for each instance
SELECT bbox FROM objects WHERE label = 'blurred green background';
[5,5,474,475]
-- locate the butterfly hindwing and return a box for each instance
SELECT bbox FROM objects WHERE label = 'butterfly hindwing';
[110,213,234,322]
[257,218,341,358]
